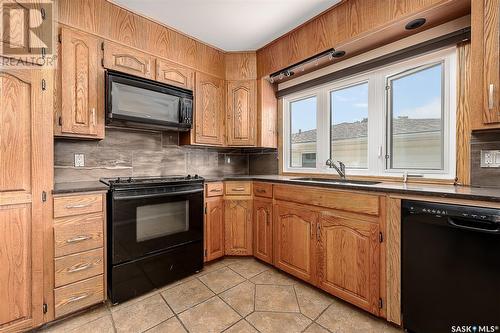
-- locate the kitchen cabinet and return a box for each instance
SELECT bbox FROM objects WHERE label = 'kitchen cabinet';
[253,198,273,264]
[0,67,53,331]
[317,211,381,315]
[103,41,156,80]
[58,28,103,139]
[257,78,278,148]
[273,201,317,283]
[226,80,257,146]
[205,196,225,262]
[482,0,500,124]
[225,199,253,255]
[188,72,225,146]
[156,59,195,91]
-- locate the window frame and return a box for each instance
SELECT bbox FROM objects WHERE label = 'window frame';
[282,47,457,179]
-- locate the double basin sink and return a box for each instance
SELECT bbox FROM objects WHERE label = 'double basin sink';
[291,177,381,186]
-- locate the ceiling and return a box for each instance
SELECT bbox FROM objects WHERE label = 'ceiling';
[111,0,341,51]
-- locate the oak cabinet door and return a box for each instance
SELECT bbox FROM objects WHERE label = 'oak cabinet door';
[194,72,225,145]
[0,68,52,330]
[60,28,102,137]
[257,78,278,148]
[103,41,155,80]
[273,202,317,283]
[205,197,224,262]
[253,198,273,264]
[224,199,252,255]
[226,80,257,146]
[317,212,380,315]
[156,59,194,91]
[483,0,500,124]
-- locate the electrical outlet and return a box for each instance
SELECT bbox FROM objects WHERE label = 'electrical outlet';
[74,153,85,167]
[226,156,231,164]
[480,150,500,168]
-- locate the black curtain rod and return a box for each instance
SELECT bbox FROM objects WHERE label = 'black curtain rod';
[277,27,471,98]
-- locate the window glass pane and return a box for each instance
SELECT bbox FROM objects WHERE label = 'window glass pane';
[330,82,368,168]
[290,97,317,168]
[389,63,443,170]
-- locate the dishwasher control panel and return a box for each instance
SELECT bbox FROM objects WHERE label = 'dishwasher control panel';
[405,201,500,223]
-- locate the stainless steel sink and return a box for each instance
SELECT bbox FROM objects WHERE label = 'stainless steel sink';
[291,177,381,185]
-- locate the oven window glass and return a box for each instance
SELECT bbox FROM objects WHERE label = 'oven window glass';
[136,201,189,242]
[112,82,180,123]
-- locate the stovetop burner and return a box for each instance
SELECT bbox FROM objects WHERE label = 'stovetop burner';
[100,175,204,188]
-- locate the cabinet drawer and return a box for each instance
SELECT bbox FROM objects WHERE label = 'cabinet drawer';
[55,248,104,288]
[225,182,252,196]
[54,194,103,218]
[54,213,104,257]
[253,182,273,198]
[55,275,104,318]
[206,182,224,197]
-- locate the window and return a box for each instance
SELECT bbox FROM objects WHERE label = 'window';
[283,48,456,179]
[289,96,317,168]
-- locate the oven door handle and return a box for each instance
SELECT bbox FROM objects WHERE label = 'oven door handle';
[114,188,203,201]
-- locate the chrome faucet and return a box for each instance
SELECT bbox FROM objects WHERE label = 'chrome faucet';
[326,159,346,179]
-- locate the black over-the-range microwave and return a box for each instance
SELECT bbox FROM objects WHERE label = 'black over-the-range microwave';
[105,70,193,131]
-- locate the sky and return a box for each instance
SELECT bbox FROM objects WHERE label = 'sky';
[290,63,442,134]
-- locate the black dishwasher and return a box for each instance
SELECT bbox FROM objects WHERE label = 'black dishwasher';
[402,200,500,333]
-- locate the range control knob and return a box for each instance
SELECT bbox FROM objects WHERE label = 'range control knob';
[186,175,192,179]
[194,174,199,179]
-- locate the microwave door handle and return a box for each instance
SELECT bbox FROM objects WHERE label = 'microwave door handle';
[114,188,203,201]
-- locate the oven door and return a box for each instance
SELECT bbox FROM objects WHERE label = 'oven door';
[110,184,203,264]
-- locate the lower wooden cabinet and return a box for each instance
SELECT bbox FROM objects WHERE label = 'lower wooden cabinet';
[317,211,381,315]
[253,198,273,264]
[205,196,225,262]
[273,201,317,283]
[225,199,253,255]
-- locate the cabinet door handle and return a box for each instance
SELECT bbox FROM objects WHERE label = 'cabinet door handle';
[90,108,96,126]
[489,84,495,110]
[65,203,91,209]
[317,224,321,242]
[68,263,93,273]
[67,293,90,303]
[66,235,92,243]
[146,62,151,75]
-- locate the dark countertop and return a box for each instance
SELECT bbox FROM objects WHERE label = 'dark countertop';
[53,181,109,195]
[206,175,500,203]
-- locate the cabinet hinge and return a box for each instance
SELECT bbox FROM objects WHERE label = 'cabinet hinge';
[204,249,207,257]
[41,191,47,202]
[41,79,47,91]
[204,203,207,214]
[58,33,62,43]
[101,42,105,51]
[58,116,62,126]
[101,58,104,67]
[41,47,46,59]
[40,7,46,20]
[43,303,48,314]
[379,298,383,309]
[379,232,383,243]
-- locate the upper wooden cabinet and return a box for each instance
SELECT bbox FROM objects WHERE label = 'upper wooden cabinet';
[156,59,195,91]
[257,78,278,148]
[482,0,500,124]
[103,41,155,80]
[193,72,225,146]
[0,67,52,331]
[317,211,380,316]
[273,201,317,284]
[253,198,273,264]
[58,28,103,138]
[205,196,225,262]
[226,80,257,146]
[224,199,253,255]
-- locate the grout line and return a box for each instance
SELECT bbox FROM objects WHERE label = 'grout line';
[292,284,302,315]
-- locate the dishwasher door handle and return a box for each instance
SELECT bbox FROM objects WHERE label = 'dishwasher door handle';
[447,217,500,234]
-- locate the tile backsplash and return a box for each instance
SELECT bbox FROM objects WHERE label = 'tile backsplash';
[471,131,500,188]
[54,128,278,183]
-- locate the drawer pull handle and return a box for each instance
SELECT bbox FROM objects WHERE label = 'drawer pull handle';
[68,263,93,273]
[67,293,90,303]
[489,84,495,110]
[66,235,92,243]
[233,188,246,191]
[256,189,266,193]
[210,189,222,192]
[65,203,92,209]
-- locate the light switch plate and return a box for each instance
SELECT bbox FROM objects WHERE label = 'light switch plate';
[74,153,85,167]
[480,150,500,168]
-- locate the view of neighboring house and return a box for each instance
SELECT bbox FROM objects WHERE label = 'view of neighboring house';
[291,117,442,169]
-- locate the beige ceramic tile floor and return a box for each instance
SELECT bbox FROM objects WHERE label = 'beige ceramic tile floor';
[39,257,403,333]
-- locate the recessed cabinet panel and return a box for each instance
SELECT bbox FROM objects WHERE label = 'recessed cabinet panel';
[226,80,256,146]
[60,28,101,137]
[317,212,380,315]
